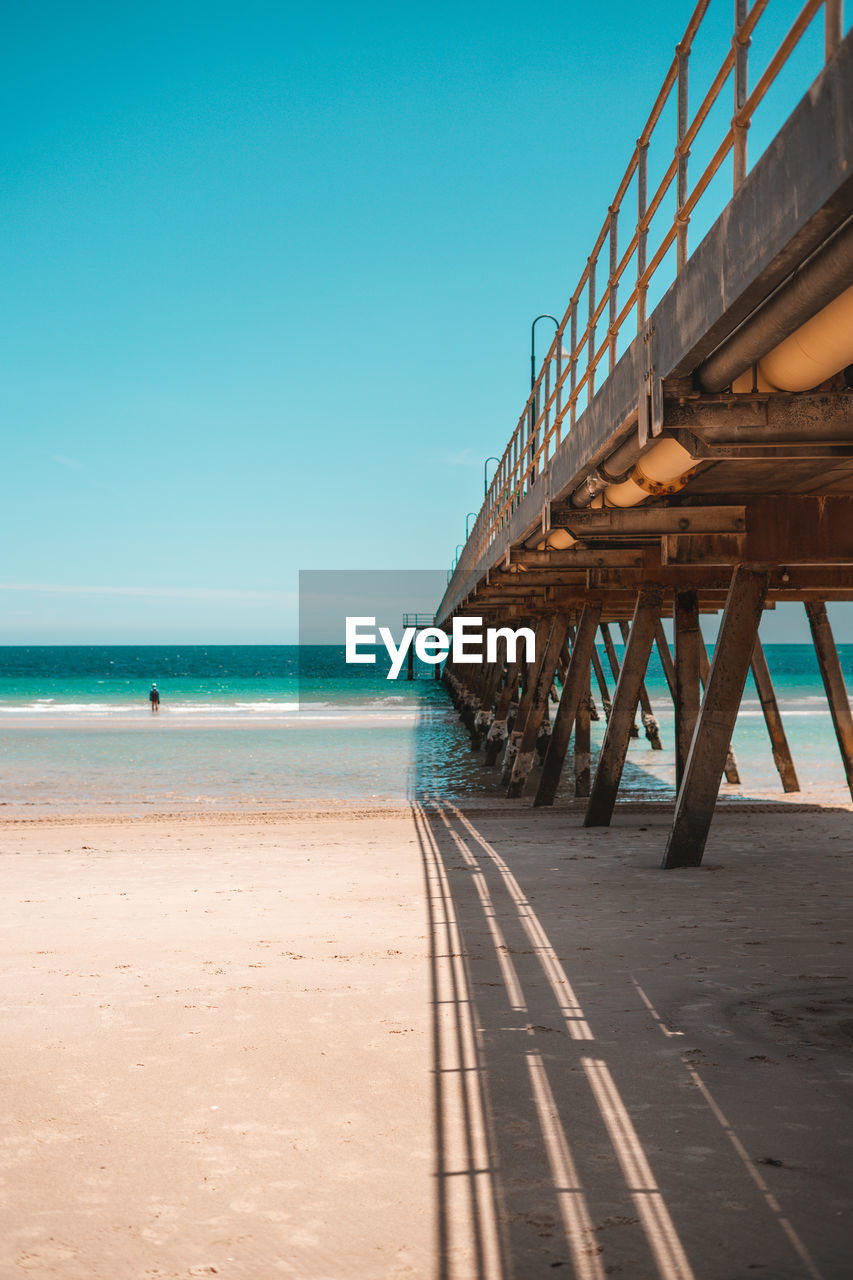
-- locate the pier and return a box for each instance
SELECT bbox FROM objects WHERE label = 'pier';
[437,0,853,867]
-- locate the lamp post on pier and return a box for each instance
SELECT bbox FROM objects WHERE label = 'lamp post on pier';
[529,315,560,483]
[466,512,477,538]
[531,314,560,393]
[484,456,500,499]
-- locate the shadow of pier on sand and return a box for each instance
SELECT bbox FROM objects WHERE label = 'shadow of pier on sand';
[410,797,842,1280]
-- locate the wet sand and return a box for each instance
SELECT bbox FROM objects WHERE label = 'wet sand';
[1,801,851,1278]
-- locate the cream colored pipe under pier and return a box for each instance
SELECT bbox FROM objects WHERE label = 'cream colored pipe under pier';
[544,278,853,534]
[732,281,853,393]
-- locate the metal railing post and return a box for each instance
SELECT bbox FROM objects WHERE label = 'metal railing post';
[826,0,843,59]
[676,43,690,271]
[543,352,552,461]
[587,256,597,402]
[570,301,578,429]
[555,329,564,447]
[608,206,619,370]
[637,140,648,328]
[733,0,750,191]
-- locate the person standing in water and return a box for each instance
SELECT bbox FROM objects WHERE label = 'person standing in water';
[149,682,160,713]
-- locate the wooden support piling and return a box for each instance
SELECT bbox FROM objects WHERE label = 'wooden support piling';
[507,615,570,797]
[558,637,571,683]
[674,589,701,791]
[468,659,496,749]
[590,644,612,720]
[567,631,600,720]
[471,640,508,749]
[534,603,602,807]
[805,601,853,799]
[601,624,640,737]
[458,666,479,733]
[574,669,592,798]
[441,658,459,707]
[483,654,505,709]
[650,606,737,783]
[750,635,800,793]
[484,659,521,764]
[654,620,677,700]
[584,586,663,827]
[663,567,769,869]
[619,620,663,749]
[501,616,553,782]
[699,631,741,785]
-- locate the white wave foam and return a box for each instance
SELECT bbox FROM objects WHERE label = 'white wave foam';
[0,697,434,728]
[737,708,834,718]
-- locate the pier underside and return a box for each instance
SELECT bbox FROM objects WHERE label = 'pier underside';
[437,29,853,867]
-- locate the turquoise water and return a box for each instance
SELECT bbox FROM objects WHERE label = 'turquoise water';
[0,644,851,810]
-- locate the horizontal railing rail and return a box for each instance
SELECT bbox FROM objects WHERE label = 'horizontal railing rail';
[451,0,846,588]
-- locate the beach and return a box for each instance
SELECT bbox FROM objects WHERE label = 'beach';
[6,0,853,1274]
[0,809,432,1279]
[2,799,851,1279]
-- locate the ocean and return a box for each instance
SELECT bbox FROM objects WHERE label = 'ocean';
[0,644,851,812]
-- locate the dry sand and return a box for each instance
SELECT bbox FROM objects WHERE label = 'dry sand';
[0,801,851,1279]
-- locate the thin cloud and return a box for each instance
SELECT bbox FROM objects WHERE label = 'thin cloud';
[48,453,86,473]
[0,583,295,602]
[443,447,477,466]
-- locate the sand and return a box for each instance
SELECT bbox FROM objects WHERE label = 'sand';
[0,801,851,1279]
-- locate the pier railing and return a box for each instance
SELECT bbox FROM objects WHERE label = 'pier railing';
[457,0,846,582]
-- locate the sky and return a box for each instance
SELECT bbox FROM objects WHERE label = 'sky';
[2,0,847,642]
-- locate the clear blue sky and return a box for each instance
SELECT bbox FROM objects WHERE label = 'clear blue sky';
[1,0,845,642]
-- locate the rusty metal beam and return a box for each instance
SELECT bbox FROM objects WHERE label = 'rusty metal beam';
[675,439,853,461]
[664,390,853,436]
[460,567,853,626]
[508,548,647,569]
[549,504,747,537]
[590,563,853,591]
[588,564,734,589]
[664,498,853,565]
